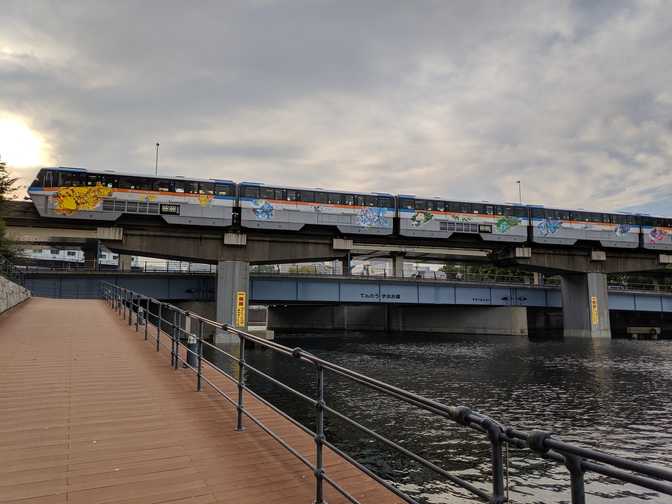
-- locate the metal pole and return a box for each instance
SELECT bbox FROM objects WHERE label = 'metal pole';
[314,365,326,504]
[484,420,506,504]
[157,302,162,352]
[565,454,586,504]
[197,319,203,392]
[175,310,177,368]
[135,295,139,332]
[517,180,522,205]
[144,297,150,340]
[235,334,246,431]
[128,292,133,326]
[155,142,160,175]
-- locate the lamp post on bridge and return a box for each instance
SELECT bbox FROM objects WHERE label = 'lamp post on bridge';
[516,180,522,205]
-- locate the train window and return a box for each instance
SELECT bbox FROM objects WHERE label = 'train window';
[472,203,486,214]
[215,183,234,196]
[199,183,214,195]
[315,192,328,204]
[174,181,186,193]
[58,172,72,186]
[364,195,376,207]
[399,198,415,210]
[486,205,494,215]
[345,194,356,206]
[138,178,153,190]
[378,196,394,208]
[241,186,259,199]
[328,193,342,205]
[415,200,428,210]
[274,188,286,200]
[434,200,445,211]
[186,181,199,194]
[260,187,275,199]
[301,191,315,203]
[531,208,545,218]
[460,202,472,213]
[153,179,172,192]
[287,190,299,201]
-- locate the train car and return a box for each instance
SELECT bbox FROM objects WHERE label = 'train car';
[28,167,236,227]
[238,182,394,235]
[530,207,639,248]
[640,215,672,251]
[397,195,529,242]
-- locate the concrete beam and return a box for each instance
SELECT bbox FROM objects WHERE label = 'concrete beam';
[497,246,672,274]
[104,229,343,264]
[7,225,123,244]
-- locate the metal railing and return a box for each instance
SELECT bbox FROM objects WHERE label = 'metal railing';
[0,255,25,285]
[101,281,672,504]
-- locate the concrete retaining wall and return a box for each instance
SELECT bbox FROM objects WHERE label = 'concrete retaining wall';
[0,275,30,314]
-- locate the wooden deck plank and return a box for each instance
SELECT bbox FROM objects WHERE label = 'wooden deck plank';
[0,298,404,504]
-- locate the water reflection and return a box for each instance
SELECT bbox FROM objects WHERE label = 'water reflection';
[205,334,672,503]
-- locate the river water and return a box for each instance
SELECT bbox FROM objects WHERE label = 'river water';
[206,334,672,503]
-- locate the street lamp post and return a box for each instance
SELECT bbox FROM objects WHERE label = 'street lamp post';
[155,142,160,175]
[516,180,522,205]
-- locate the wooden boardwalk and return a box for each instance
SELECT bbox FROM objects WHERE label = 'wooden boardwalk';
[0,298,403,504]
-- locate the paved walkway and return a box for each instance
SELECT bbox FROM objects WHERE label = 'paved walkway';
[0,298,403,504]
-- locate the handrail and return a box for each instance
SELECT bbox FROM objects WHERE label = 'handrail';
[0,255,26,285]
[100,281,672,504]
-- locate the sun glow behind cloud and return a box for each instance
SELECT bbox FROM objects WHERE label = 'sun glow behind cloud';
[0,114,50,168]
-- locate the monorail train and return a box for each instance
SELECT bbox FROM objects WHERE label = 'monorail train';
[27,166,672,251]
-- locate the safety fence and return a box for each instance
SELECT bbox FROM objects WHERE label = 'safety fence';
[101,281,672,504]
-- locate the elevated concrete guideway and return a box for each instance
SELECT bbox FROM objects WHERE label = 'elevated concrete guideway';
[9,199,672,338]
[0,297,402,504]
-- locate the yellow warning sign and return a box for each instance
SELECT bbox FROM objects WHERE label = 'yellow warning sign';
[591,296,599,326]
[235,291,246,327]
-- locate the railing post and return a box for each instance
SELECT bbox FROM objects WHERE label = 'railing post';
[483,419,506,504]
[235,334,245,431]
[144,297,150,340]
[314,365,326,504]
[128,292,133,326]
[135,295,140,332]
[171,310,178,368]
[565,454,586,504]
[156,302,162,352]
[197,319,203,392]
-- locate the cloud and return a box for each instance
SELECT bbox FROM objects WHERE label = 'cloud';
[1,0,671,214]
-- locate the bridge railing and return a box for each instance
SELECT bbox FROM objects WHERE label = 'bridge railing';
[101,281,672,504]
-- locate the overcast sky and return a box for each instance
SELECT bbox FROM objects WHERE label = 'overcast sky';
[2,1,671,214]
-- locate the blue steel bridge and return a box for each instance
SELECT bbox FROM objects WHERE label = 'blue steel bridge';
[21,268,672,314]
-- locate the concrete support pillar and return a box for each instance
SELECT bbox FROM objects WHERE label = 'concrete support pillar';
[560,272,610,338]
[340,254,351,276]
[215,260,249,344]
[119,255,133,272]
[82,243,98,270]
[392,254,404,278]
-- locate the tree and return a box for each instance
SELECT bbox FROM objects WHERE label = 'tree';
[0,157,19,258]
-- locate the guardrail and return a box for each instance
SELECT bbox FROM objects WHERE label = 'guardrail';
[101,281,672,504]
[0,255,25,285]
